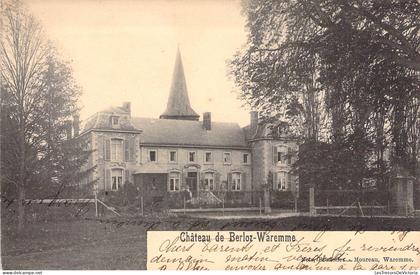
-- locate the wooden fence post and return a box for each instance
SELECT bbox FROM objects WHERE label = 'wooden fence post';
[264,188,271,214]
[309,187,315,216]
[94,191,98,218]
[326,198,329,214]
[222,197,225,216]
[183,196,186,215]
[140,196,144,216]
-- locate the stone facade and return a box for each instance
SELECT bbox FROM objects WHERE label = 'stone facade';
[77,50,298,208]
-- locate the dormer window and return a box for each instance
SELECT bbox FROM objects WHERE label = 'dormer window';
[277,122,289,136]
[111,116,119,126]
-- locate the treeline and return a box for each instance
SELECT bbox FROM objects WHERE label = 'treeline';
[230,0,419,189]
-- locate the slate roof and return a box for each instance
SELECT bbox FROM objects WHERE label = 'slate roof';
[244,120,295,140]
[131,117,248,148]
[160,49,199,120]
[242,123,266,140]
[81,108,140,134]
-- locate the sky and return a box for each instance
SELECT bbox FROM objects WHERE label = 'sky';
[27,0,251,126]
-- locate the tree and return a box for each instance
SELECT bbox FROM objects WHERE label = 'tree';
[1,2,88,231]
[1,2,49,231]
[230,0,419,187]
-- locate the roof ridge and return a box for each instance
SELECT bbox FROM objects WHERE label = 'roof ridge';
[132,116,240,125]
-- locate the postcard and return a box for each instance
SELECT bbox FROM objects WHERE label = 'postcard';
[1,0,419,272]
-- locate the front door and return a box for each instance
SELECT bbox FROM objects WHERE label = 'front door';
[186,172,198,197]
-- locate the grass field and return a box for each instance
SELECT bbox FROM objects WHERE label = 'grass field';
[2,213,420,270]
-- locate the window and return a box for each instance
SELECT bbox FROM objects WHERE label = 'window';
[205,152,212,163]
[111,116,119,125]
[277,123,289,136]
[204,172,215,191]
[275,171,288,191]
[149,150,157,162]
[168,172,180,192]
[169,151,177,163]
[243,153,249,164]
[232,172,241,191]
[111,169,123,191]
[111,139,123,162]
[223,152,231,164]
[276,146,288,164]
[189,151,196,162]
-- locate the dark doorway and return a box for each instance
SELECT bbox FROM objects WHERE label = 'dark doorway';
[186,172,198,197]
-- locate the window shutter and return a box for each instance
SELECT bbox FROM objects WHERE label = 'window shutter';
[215,172,221,190]
[241,173,246,191]
[290,174,296,193]
[287,172,292,190]
[273,146,278,164]
[287,147,292,164]
[125,170,130,184]
[105,169,111,190]
[104,139,111,161]
[124,140,129,162]
[129,137,136,162]
[98,136,104,160]
[200,171,205,190]
[182,169,188,190]
[227,172,232,190]
[273,172,277,190]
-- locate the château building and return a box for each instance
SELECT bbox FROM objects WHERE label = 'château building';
[78,49,298,208]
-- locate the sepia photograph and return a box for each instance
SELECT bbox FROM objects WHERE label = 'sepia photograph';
[1,0,419,271]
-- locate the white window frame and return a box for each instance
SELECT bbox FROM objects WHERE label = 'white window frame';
[169,150,177,163]
[275,171,288,191]
[111,138,123,162]
[168,172,181,192]
[232,172,241,191]
[148,149,157,162]
[111,116,119,125]
[188,151,196,163]
[223,152,232,165]
[204,172,215,191]
[242,153,250,164]
[111,169,123,191]
[204,151,213,163]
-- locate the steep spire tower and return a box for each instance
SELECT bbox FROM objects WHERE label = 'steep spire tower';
[160,48,199,121]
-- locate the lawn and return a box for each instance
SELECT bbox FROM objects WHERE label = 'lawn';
[2,211,420,270]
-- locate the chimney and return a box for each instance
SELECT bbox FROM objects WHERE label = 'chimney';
[73,115,80,137]
[250,111,258,136]
[203,112,211,130]
[122,102,131,115]
[66,120,72,140]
